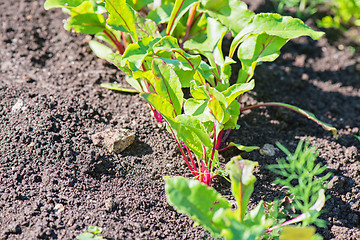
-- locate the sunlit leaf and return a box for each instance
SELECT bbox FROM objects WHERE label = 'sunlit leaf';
[64,13,106,34]
[89,40,113,59]
[166,0,199,35]
[105,0,138,41]
[165,177,231,237]
[100,83,139,93]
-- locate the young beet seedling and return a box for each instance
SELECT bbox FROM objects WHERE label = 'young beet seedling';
[45,0,337,186]
[76,226,105,240]
[165,141,331,239]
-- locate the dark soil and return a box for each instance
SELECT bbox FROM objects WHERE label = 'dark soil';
[0,0,359,239]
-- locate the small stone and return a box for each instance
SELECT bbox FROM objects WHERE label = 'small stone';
[54,203,65,214]
[11,99,27,113]
[104,198,116,212]
[301,73,309,81]
[91,128,135,153]
[259,144,277,156]
[352,127,359,134]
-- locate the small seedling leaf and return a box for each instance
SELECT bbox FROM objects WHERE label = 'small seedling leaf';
[228,142,260,152]
[100,83,138,93]
[226,159,258,222]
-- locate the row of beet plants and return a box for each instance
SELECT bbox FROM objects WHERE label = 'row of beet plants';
[45,0,335,239]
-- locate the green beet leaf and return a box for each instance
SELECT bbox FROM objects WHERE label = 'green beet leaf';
[89,40,113,60]
[135,14,161,38]
[212,207,266,240]
[44,0,84,9]
[184,99,213,123]
[176,115,213,153]
[105,0,138,42]
[226,158,258,222]
[64,13,106,34]
[165,177,231,237]
[126,0,152,11]
[152,59,184,116]
[184,18,228,83]
[166,0,199,35]
[222,80,255,106]
[237,33,287,83]
[228,143,260,152]
[121,37,158,71]
[158,55,201,88]
[95,31,120,49]
[199,0,254,35]
[147,3,174,24]
[100,83,138,93]
[140,92,176,118]
[229,13,324,58]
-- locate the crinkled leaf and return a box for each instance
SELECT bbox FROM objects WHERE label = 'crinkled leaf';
[153,36,180,55]
[105,0,138,41]
[166,0,199,35]
[64,13,106,34]
[212,207,265,240]
[165,177,231,237]
[152,59,184,115]
[208,93,228,124]
[230,13,324,58]
[194,61,215,86]
[89,40,113,60]
[141,93,176,118]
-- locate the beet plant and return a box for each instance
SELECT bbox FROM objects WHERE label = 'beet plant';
[44,0,337,186]
[165,141,331,239]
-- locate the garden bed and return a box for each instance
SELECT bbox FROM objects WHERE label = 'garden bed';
[0,0,359,239]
